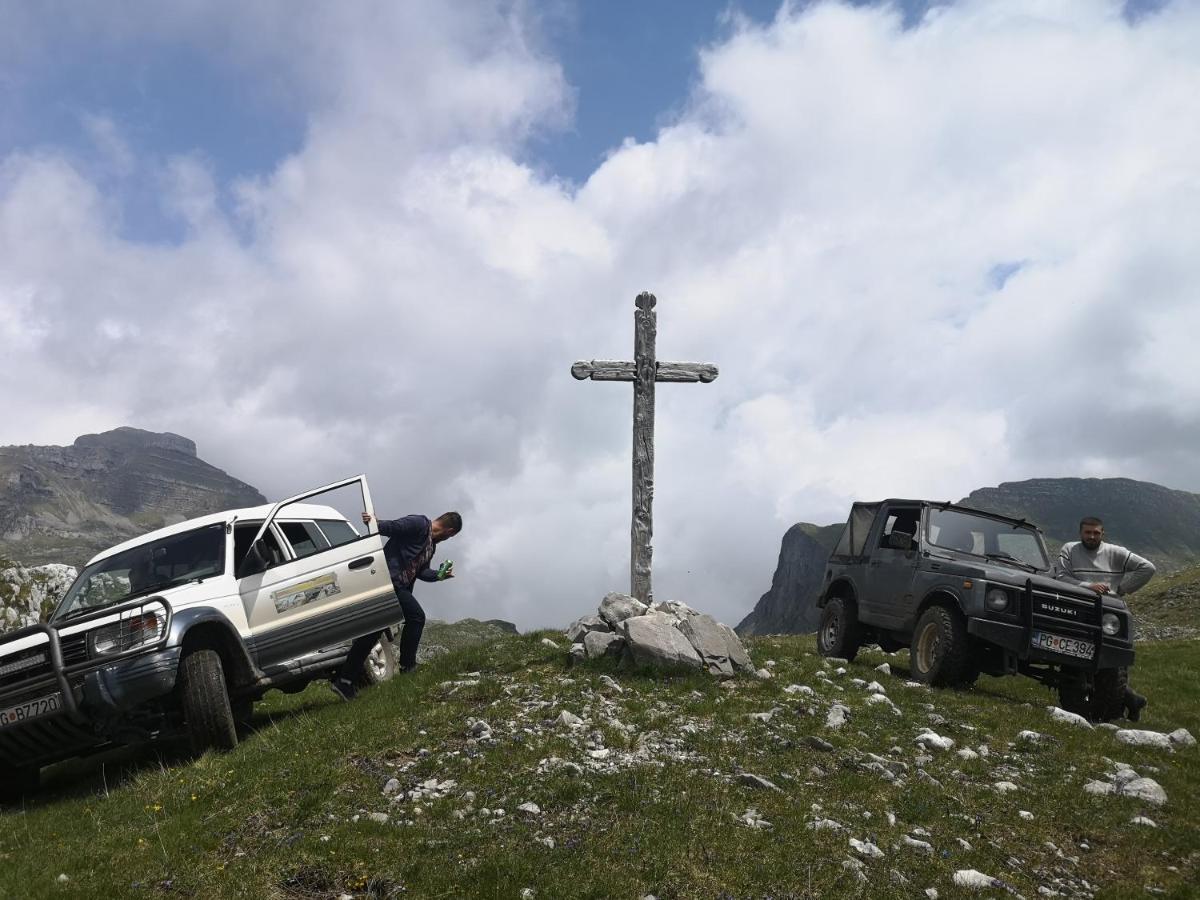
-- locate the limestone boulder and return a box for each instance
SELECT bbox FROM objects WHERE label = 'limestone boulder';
[622,612,703,670]
[598,592,649,627]
[678,613,739,677]
[719,623,756,674]
[583,630,625,660]
[565,615,611,643]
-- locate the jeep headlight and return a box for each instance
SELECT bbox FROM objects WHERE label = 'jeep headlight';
[985,588,1010,612]
[1101,613,1121,637]
[88,612,165,656]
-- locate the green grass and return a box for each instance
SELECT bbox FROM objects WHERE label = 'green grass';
[1130,566,1200,640]
[2,635,1198,899]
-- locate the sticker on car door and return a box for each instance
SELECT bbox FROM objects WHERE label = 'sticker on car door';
[272,572,342,613]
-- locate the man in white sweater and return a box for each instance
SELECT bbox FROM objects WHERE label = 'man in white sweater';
[1056,516,1156,720]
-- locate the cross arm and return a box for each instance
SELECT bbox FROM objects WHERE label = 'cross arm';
[571,360,719,383]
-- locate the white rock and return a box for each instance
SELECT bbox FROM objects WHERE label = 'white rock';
[517,802,542,816]
[1131,816,1158,827]
[1083,780,1115,797]
[598,674,624,694]
[834,667,848,675]
[583,630,625,659]
[598,591,649,626]
[569,642,587,662]
[956,748,979,761]
[382,778,401,795]
[565,615,611,643]
[914,731,954,751]
[925,890,938,900]
[557,710,584,729]
[1169,728,1196,748]
[826,704,850,729]
[783,684,815,696]
[1019,810,1034,820]
[866,681,886,694]
[808,818,844,831]
[755,667,773,680]
[902,836,933,853]
[738,773,783,792]
[521,890,535,900]
[953,869,999,890]
[993,781,1019,793]
[866,694,899,712]
[677,613,745,677]
[622,613,704,670]
[367,812,389,824]
[1115,729,1174,751]
[1047,706,1093,729]
[1017,730,1045,744]
[849,838,884,859]
[1119,777,1167,806]
[56,875,69,884]
[875,663,891,676]
[587,748,611,760]
[540,637,561,649]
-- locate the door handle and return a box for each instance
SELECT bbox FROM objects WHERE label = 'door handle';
[349,556,374,570]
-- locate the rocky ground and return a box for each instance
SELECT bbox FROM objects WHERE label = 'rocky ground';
[4,632,1197,899]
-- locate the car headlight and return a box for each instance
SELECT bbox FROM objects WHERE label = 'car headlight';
[1101,613,1121,637]
[88,612,165,656]
[985,588,1010,612]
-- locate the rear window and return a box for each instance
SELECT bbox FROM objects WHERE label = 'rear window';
[316,519,359,547]
[833,503,879,557]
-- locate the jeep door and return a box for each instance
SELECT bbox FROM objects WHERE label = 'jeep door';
[863,505,922,628]
[237,476,397,667]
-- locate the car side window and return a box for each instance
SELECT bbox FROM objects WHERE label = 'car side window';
[315,518,359,547]
[879,509,920,551]
[278,521,332,560]
[233,523,287,571]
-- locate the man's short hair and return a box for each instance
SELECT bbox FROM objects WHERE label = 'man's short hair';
[435,511,463,533]
[1079,516,1103,529]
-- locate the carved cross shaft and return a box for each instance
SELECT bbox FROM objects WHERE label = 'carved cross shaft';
[572,292,719,603]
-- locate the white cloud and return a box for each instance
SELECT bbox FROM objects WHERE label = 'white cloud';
[1,0,1198,629]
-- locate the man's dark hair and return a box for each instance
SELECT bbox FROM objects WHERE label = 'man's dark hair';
[1080,516,1103,529]
[435,511,463,533]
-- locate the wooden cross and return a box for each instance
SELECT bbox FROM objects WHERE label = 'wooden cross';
[572,292,719,604]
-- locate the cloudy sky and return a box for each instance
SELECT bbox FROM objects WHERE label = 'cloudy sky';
[1,0,1196,628]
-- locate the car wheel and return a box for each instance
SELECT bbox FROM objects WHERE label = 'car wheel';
[817,597,861,662]
[0,766,39,803]
[179,649,238,754]
[909,605,970,686]
[1059,667,1127,723]
[355,632,399,688]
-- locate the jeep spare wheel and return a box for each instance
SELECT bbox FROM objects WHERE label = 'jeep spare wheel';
[910,605,972,686]
[179,649,238,754]
[817,597,862,662]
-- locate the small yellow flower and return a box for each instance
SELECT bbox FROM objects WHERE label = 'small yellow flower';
[191,794,198,801]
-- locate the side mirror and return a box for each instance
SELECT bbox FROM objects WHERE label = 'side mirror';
[237,541,270,578]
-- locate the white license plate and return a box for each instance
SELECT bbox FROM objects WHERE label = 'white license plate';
[1031,631,1094,660]
[0,693,63,728]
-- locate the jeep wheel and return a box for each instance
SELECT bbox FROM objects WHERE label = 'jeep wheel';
[817,598,861,662]
[910,605,971,686]
[180,649,238,754]
[0,766,39,803]
[355,632,399,689]
[1058,667,1128,723]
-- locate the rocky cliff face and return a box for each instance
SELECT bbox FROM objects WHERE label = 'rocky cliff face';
[0,560,77,628]
[0,427,266,568]
[739,476,1200,636]
[736,523,843,636]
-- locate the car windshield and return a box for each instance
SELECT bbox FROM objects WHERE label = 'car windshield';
[53,524,226,621]
[925,508,1049,570]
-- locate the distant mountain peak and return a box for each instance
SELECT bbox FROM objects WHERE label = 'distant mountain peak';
[73,427,197,457]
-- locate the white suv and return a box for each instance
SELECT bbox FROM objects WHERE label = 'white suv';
[0,475,400,796]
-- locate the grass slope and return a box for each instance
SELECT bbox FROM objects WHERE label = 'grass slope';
[1128,566,1200,640]
[2,636,1197,899]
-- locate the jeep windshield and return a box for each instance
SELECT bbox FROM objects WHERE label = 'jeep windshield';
[925,508,1049,571]
[52,523,226,622]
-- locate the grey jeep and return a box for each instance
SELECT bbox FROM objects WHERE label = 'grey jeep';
[816,500,1135,721]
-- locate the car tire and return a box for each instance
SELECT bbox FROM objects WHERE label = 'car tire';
[910,605,971,687]
[0,766,39,802]
[180,649,239,754]
[817,597,862,662]
[355,632,399,688]
[1059,667,1128,723]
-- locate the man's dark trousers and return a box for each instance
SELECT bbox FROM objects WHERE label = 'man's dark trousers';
[341,582,427,678]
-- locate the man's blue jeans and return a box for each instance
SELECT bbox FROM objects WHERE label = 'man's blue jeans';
[339,583,426,681]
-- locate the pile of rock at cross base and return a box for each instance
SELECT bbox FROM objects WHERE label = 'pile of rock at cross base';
[564,592,755,677]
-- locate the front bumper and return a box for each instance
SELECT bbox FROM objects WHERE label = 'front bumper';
[968,617,1135,669]
[0,599,177,769]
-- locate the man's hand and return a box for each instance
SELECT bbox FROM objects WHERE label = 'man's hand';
[436,560,455,580]
[362,512,373,526]
[1088,582,1111,594]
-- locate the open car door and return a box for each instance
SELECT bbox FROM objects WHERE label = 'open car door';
[237,475,397,668]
